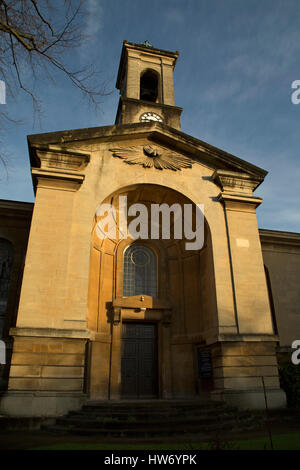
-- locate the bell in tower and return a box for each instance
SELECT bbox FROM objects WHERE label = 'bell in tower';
[115,41,183,129]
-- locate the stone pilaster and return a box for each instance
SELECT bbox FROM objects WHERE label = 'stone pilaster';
[211,170,286,409]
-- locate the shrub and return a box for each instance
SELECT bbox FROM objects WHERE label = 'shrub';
[279,363,300,407]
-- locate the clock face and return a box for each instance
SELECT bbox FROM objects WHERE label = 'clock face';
[140,112,163,123]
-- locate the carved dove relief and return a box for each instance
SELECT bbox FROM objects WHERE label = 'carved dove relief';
[109,145,194,171]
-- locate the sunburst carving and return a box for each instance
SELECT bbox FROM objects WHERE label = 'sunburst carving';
[109,145,194,171]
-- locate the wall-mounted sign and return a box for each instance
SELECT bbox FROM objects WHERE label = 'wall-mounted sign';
[197,348,213,379]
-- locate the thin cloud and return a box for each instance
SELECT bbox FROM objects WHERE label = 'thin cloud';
[85,0,103,37]
[78,0,103,62]
[165,7,184,24]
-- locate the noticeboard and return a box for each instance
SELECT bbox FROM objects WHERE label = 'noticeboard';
[197,348,213,379]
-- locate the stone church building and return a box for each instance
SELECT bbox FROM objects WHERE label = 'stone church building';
[0,41,299,416]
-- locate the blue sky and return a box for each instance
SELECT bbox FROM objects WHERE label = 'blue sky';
[1,0,300,232]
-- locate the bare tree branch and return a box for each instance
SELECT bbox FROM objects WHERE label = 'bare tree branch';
[0,0,109,121]
[29,0,54,36]
[0,0,110,175]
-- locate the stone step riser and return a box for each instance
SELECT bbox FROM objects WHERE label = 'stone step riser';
[82,403,227,410]
[80,406,233,415]
[56,416,235,429]
[44,400,257,438]
[50,421,242,437]
[68,410,234,419]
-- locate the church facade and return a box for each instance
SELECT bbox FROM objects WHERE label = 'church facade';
[0,41,299,416]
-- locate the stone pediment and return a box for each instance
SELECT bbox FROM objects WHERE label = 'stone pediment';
[28,122,267,191]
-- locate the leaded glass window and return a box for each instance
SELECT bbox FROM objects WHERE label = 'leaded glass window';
[123,244,157,297]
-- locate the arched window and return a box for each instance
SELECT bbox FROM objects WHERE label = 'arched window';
[140,70,159,102]
[123,244,157,297]
[0,238,14,337]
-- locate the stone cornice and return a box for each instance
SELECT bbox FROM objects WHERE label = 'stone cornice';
[212,169,263,194]
[0,199,33,218]
[31,168,85,192]
[10,327,90,339]
[113,296,172,310]
[27,122,267,179]
[29,145,90,193]
[259,228,300,247]
[206,333,279,345]
[118,96,183,113]
[33,145,90,171]
[217,192,263,209]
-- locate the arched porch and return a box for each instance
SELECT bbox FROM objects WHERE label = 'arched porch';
[86,183,216,400]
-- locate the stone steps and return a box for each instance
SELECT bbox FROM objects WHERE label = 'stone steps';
[82,399,225,409]
[65,411,233,423]
[69,406,237,420]
[56,414,234,429]
[44,399,261,439]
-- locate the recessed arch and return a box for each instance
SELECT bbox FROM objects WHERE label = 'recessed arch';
[140,69,159,102]
[90,179,218,236]
[88,183,215,329]
[87,183,217,400]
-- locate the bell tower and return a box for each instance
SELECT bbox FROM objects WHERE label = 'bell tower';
[115,40,182,130]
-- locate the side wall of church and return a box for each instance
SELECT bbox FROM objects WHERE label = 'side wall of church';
[260,230,300,355]
[0,201,32,390]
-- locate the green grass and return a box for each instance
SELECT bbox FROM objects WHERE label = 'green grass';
[31,432,300,450]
